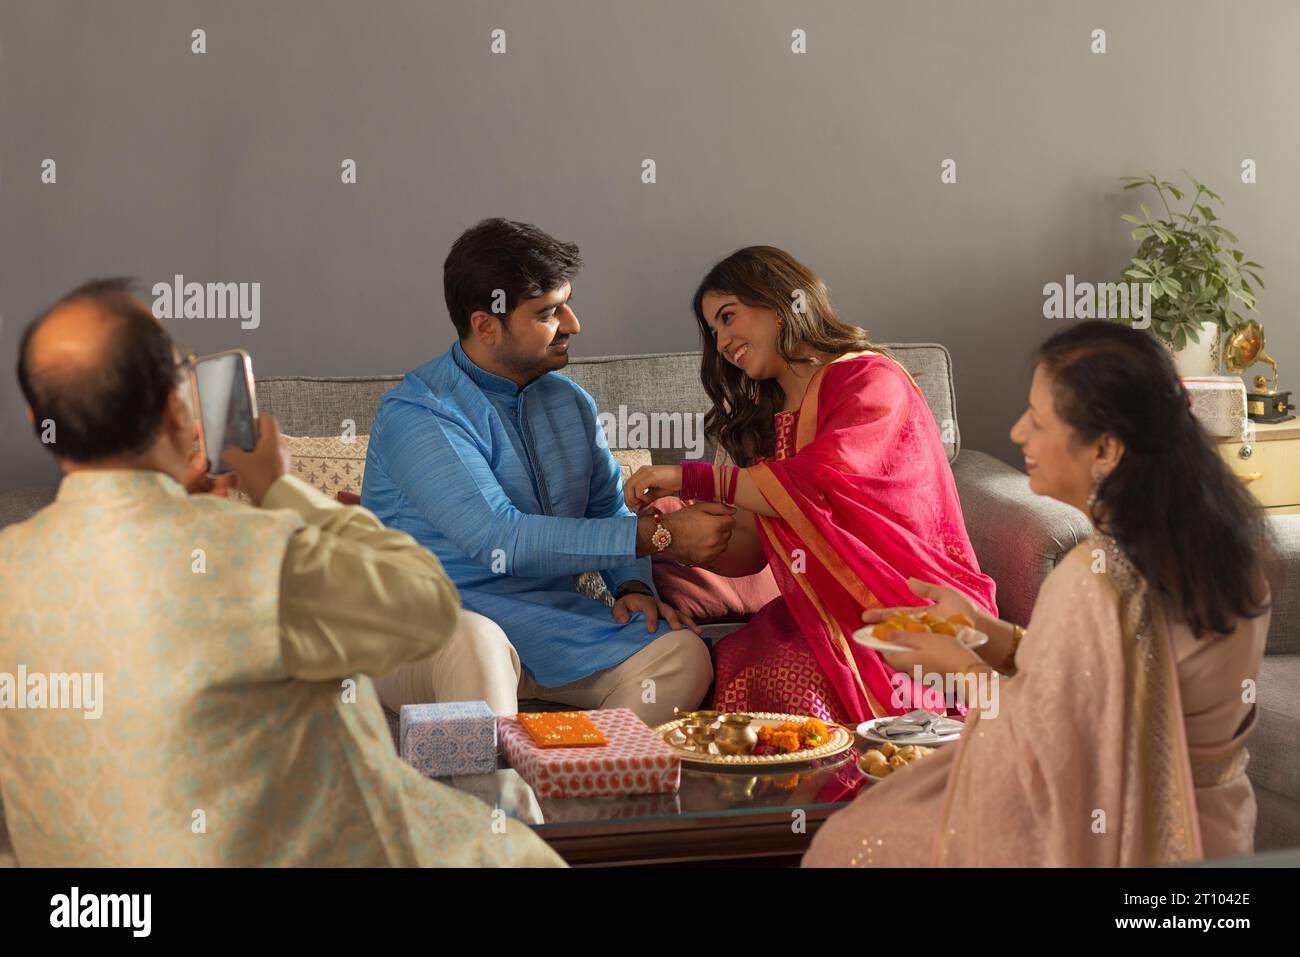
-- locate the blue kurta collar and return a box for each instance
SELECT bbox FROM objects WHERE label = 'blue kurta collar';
[451,340,544,397]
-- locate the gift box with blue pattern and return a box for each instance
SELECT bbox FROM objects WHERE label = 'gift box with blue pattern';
[399,701,498,777]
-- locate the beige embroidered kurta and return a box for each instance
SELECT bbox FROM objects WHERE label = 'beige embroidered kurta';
[804,535,1268,867]
[0,470,562,867]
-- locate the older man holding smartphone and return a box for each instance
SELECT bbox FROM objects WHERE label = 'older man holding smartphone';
[0,277,561,867]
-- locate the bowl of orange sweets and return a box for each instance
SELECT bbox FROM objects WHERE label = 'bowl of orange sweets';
[851,610,988,654]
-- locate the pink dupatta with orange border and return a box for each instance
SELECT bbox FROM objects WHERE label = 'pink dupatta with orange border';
[740,352,998,722]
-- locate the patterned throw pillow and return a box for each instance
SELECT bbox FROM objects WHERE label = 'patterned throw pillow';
[283,434,370,497]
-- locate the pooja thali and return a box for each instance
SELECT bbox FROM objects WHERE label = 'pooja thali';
[655,711,855,770]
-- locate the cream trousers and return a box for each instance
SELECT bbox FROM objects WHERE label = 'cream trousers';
[372,609,713,727]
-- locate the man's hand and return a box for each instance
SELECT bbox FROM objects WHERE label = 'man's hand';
[182,430,236,497]
[664,502,735,565]
[613,592,701,635]
[221,415,291,506]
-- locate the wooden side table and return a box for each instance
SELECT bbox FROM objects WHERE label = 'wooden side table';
[1216,420,1300,515]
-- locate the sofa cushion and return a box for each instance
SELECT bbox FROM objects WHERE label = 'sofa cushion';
[255,375,400,441]
[1264,514,1300,656]
[1252,783,1300,852]
[950,449,1093,625]
[1247,653,1300,801]
[253,344,961,465]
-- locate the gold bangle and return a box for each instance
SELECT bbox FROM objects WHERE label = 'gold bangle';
[1002,624,1026,674]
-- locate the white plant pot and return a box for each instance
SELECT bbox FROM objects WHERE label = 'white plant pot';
[1169,321,1223,377]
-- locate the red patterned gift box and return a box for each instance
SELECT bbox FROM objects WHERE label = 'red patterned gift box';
[497,707,681,798]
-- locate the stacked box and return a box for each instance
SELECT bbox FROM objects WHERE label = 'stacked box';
[1183,375,1248,438]
[399,701,497,777]
[497,708,680,798]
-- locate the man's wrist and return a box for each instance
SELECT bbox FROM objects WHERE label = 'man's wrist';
[635,515,654,557]
[635,513,677,559]
[247,473,286,508]
[615,580,654,599]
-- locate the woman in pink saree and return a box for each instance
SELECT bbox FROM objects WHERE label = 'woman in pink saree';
[625,246,996,725]
[804,321,1274,866]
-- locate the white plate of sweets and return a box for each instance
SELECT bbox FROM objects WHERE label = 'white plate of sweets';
[850,609,989,655]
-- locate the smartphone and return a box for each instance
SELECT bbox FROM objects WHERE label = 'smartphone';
[193,350,259,475]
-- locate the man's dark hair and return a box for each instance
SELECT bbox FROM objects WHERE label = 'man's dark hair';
[17,277,181,462]
[443,218,582,338]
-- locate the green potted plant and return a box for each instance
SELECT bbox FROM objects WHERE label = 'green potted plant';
[1114,172,1264,374]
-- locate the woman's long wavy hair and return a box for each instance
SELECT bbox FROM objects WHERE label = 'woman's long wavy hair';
[1037,320,1275,638]
[692,246,882,466]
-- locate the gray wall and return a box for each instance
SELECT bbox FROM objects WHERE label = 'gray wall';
[3,0,1297,489]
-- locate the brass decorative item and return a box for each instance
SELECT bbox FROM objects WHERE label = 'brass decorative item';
[1223,320,1294,423]
[679,719,716,753]
[1224,320,1278,390]
[713,713,760,756]
[680,710,720,726]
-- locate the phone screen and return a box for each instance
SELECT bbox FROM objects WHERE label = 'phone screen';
[194,352,258,475]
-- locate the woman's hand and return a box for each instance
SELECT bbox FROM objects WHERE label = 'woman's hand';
[864,577,1006,680]
[624,465,683,511]
[612,592,701,636]
[877,629,985,679]
[860,577,979,629]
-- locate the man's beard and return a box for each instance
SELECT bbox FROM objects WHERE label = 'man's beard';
[499,336,569,384]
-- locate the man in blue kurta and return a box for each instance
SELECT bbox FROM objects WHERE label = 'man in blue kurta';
[362,218,735,724]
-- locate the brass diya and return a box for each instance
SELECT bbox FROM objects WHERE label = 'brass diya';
[680,710,721,725]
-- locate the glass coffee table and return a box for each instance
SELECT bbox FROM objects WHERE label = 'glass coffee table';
[444,750,869,866]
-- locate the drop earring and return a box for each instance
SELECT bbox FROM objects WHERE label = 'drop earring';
[1086,469,1105,509]
[775,314,792,371]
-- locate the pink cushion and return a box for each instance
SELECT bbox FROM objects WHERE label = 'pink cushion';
[650,497,781,623]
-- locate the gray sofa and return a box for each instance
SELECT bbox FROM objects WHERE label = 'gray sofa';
[1,345,1296,857]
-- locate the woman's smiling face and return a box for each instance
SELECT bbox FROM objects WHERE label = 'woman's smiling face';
[700,291,783,379]
[1010,363,1102,510]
